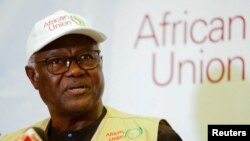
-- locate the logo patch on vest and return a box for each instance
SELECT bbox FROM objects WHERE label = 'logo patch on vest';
[105,127,143,140]
[125,127,143,139]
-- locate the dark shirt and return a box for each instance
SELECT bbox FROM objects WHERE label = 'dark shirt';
[157,120,182,141]
[48,108,182,141]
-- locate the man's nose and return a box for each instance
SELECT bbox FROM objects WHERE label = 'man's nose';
[64,60,86,77]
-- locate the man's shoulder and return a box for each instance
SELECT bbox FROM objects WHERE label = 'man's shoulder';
[106,106,160,119]
[105,106,162,127]
[0,118,50,141]
[105,107,182,141]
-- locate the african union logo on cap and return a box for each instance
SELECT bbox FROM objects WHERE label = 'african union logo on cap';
[70,16,85,26]
[125,127,143,140]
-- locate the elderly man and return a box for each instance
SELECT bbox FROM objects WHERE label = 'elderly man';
[0,10,181,141]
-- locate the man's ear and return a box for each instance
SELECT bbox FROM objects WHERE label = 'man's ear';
[25,66,39,89]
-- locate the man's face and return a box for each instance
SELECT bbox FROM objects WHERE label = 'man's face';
[28,34,104,115]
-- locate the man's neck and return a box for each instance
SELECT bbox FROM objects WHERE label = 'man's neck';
[50,105,104,132]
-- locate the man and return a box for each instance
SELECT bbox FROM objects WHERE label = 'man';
[0,10,182,141]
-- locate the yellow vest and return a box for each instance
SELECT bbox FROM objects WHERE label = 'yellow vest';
[0,107,160,141]
[92,107,160,141]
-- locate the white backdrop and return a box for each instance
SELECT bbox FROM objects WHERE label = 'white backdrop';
[1,1,250,141]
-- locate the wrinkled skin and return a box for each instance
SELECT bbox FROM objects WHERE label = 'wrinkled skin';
[25,34,104,131]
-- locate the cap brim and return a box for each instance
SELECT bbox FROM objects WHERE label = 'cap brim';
[41,27,106,50]
[35,27,106,53]
[66,27,107,43]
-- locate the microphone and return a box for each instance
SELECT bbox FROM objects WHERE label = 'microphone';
[19,127,48,141]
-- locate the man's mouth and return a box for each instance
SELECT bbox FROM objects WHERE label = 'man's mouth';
[66,84,90,95]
